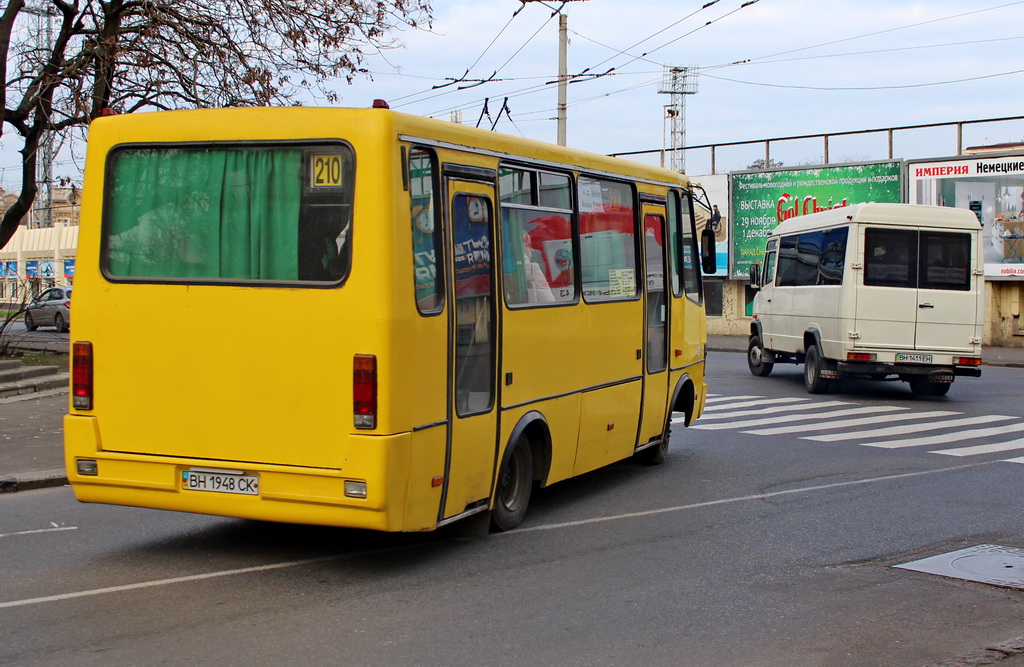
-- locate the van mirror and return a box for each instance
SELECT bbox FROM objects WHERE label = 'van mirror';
[749,262,761,288]
[699,227,717,274]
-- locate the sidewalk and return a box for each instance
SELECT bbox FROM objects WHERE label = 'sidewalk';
[2,334,1024,493]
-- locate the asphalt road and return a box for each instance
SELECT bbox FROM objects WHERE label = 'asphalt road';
[2,353,1023,666]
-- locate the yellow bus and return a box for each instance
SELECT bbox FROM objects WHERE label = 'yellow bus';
[64,104,716,532]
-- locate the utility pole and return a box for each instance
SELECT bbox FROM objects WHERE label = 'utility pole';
[658,66,698,172]
[521,0,589,146]
[557,12,567,146]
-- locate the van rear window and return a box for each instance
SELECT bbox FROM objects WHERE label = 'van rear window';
[103,143,354,284]
[864,228,970,291]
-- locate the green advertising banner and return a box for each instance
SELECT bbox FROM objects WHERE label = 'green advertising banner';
[730,161,902,279]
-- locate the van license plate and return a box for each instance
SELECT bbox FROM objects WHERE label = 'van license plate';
[896,353,933,364]
[182,470,259,496]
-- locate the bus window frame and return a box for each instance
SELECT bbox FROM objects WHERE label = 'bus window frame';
[100,139,356,289]
[578,173,641,305]
[678,187,704,305]
[409,145,446,316]
[498,161,578,309]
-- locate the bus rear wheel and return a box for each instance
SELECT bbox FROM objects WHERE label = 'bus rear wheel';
[491,437,533,532]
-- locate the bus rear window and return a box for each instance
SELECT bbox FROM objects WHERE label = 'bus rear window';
[103,144,354,284]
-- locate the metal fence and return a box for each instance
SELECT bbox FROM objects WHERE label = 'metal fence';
[612,116,1024,176]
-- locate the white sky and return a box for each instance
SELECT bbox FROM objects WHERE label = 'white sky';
[4,0,1023,187]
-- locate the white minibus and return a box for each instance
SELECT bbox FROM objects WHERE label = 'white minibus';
[748,202,983,395]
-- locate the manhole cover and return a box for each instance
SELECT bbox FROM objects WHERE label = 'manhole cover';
[895,544,1024,589]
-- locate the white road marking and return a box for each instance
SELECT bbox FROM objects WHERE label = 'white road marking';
[0,463,994,610]
[931,437,1024,457]
[702,397,810,413]
[805,414,1015,442]
[0,526,78,539]
[736,407,913,435]
[864,422,1024,449]
[509,462,990,534]
[698,400,848,421]
[692,407,909,432]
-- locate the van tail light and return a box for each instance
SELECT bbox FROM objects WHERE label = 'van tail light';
[847,352,875,362]
[353,354,377,429]
[956,356,982,366]
[72,341,93,410]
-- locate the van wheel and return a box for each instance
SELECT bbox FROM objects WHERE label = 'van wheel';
[490,437,533,532]
[24,312,37,331]
[910,377,951,397]
[747,335,774,377]
[804,345,832,394]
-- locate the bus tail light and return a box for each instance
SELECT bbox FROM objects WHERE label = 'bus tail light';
[72,341,93,410]
[353,354,377,429]
[956,356,982,366]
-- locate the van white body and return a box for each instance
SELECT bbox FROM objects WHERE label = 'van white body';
[748,202,983,395]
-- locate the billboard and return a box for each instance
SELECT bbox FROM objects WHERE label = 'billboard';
[907,153,1024,280]
[730,161,903,279]
[692,174,728,277]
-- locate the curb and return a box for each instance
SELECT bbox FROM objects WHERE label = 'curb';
[925,634,1024,667]
[0,468,67,493]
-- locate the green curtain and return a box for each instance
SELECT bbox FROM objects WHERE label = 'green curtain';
[107,148,303,281]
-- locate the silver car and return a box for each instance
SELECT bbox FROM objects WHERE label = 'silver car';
[24,286,72,333]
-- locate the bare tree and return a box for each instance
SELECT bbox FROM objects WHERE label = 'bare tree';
[0,0,433,250]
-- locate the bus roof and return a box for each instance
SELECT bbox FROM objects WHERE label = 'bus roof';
[89,105,691,189]
[769,202,981,237]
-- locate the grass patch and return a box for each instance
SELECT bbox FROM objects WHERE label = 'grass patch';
[4,349,68,367]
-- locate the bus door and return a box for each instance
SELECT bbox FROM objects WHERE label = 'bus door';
[638,205,670,446]
[442,175,499,521]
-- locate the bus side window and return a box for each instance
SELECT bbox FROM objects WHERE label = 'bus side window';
[578,175,637,302]
[410,147,443,313]
[499,166,575,306]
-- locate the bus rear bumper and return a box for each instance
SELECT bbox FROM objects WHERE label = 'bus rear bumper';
[63,415,440,532]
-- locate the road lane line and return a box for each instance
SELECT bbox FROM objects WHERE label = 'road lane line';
[0,556,340,610]
[0,463,997,610]
[508,462,991,534]
[0,526,78,539]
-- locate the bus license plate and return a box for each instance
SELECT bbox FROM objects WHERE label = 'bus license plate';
[896,353,933,364]
[182,469,259,496]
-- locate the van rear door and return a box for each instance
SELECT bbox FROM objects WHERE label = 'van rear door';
[858,227,978,353]
[914,230,978,353]
[857,227,918,350]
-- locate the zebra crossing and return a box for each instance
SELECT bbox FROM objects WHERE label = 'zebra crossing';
[674,394,1024,465]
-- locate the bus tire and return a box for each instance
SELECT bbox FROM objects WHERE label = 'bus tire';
[636,423,670,466]
[804,345,832,394]
[490,437,533,532]
[747,335,774,377]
